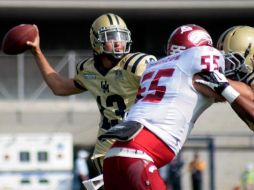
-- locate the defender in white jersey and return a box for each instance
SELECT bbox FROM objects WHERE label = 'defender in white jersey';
[126,46,221,155]
[168,24,254,132]
[101,46,225,190]
[99,25,254,190]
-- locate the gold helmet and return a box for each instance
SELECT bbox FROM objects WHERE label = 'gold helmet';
[90,13,132,59]
[217,26,254,81]
[216,26,241,51]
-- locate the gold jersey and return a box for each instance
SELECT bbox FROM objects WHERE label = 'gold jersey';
[74,52,157,168]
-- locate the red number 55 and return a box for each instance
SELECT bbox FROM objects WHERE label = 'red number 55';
[201,55,220,72]
[137,68,175,103]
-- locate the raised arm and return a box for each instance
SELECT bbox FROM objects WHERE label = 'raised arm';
[27,25,84,96]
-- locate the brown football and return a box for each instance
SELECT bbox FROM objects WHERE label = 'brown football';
[1,24,37,55]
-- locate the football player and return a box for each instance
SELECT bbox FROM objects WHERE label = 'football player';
[26,13,157,175]
[168,24,254,131]
[216,25,254,131]
[99,25,254,190]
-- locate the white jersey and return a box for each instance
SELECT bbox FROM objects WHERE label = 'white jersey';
[126,46,225,154]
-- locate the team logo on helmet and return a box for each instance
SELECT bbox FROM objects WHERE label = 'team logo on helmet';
[167,24,213,56]
[188,30,213,47]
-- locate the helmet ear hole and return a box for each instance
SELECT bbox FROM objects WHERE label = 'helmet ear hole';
[90,13,132,59]
[167,24,213,56]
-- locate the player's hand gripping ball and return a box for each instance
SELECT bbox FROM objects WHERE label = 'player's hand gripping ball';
[1,24,37,55]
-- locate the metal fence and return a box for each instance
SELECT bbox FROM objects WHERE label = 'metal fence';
[0,50,92,100]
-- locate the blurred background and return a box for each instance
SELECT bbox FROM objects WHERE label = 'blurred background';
[0,0,254,190]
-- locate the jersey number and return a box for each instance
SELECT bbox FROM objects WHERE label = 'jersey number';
[201,55,220,72]
[97,95,126,130]
[137,68,175,103]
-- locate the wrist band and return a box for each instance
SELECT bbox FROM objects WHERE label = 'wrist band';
[221,86,240,104]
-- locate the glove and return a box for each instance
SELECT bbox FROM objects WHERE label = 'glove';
[196,70,229,94]
[196,70,240,103]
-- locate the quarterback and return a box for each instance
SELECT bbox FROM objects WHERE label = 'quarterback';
[27,13,156,174]
[99,25,254,190]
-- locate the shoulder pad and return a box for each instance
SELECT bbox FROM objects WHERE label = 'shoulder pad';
[123,53,157,73]
[76,58,92,73]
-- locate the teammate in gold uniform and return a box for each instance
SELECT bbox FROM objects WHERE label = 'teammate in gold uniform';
[216,25,254,132]
[27,13,157,173]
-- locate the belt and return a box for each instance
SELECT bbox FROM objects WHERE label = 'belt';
[105,147,154,162]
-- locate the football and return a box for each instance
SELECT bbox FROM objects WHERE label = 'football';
[1,24,37,55]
